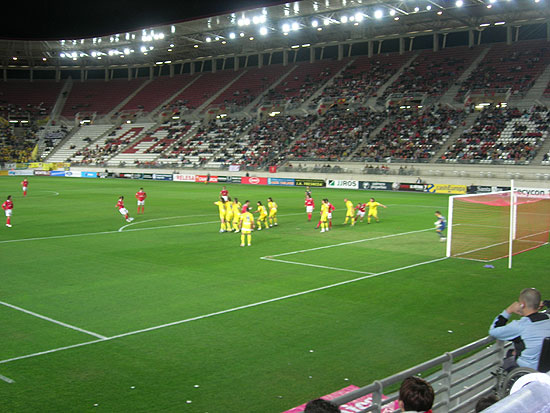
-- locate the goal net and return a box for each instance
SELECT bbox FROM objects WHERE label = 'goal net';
[447,191,550,262]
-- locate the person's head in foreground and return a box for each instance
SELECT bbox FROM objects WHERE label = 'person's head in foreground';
[398,376,434,412]
[304,398,340,413]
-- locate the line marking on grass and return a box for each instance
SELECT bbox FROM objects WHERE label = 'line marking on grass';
[262,227,435,259]
[118,214,217,232]
[0,213,306,244]
[260,258,376,275]
[0,255,446,365]
[0,374,15,383]
[0,300,107,340]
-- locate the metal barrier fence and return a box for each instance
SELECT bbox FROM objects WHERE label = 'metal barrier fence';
[331,336,509,413]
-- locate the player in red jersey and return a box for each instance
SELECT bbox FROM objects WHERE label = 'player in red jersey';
[220,186,229,201]
[21,178,28,197]
[135,187,147,214]
[305,195,315,221]
[2,195,13,227]
[241,200,250,214]
[354,202,367,224]
[116,196,134,223]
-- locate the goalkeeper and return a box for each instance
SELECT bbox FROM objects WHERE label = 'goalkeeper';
[434,211,446,242]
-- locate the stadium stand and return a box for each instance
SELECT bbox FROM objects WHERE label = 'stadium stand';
[38,124,70,159]
[158,117,253,168]
[359,105,467,162]
[439,106,548,164]
[381,46,482,100]
[284,106,385,161]
[0,80,62,119]
[47,124,113,163]
[314,53,411,105]
[456,39,550,101]
[162,70,240,114]
[61,78,146,118]
[264,59,348,107]
[234,114,317,167]
[0,123,38,162]
[118,74,195,114]
[208,64,292,110]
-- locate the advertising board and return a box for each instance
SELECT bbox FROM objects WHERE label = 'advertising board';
[327,179,359,189]
[425,184,467,194]
[173,174,196,182]
[241,176,268,185]
[359,181,393,191]
[294,178,325,187]
[268,177,295,186]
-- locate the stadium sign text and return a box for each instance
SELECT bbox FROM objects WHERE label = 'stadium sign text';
[328,180,359,189]
[268,177,295,186]
[242,176,268,185]
[295,179,325,187]
[173,174,196,182]
[425,184,467,194]
[514,186,550,196]
[360,181,393,191]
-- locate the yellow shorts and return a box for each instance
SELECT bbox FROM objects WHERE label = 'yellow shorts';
[368,210,378,217]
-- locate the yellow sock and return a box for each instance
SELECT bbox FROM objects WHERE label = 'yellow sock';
[220,222,225,231]
[241,234,245,244]
[247,234,251,245]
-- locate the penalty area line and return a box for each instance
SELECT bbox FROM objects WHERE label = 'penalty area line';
[0,300,107,340]
[0,373,15,383]
[0,256,446,366]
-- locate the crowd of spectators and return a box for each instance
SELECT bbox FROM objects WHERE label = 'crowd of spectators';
[358,105,466,162]
[224,114,317,168]
[456,42,550,101]
[285,107,384,161]
[162,117,253,167]
[315,54,409,105]
[0,124,39,163]
[440,106,547,164]
[381,47,479,102]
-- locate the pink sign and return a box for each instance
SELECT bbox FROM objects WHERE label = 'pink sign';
[284,385,399,413]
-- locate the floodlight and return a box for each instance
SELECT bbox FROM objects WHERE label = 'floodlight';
[341,15,348,23]
[456,0,463,6]
[259,27,268,35]
[389,9,396,16]
[60,52,65,57]
[240,32,245,37]
[282,23,291,32]
[124,48,131,55]
[291,22,300,30]
[311,19,319,27]
[249,36,254,40]
[426,5,432,10]
[324,18,331,25]
[374,10,383,19]
[229,32,236,39]
[414,6,420,12]
[206,37,212,42]
[355,13,364,22]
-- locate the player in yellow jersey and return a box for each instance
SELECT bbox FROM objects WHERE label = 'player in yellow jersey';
[232,197,242,232]
[214,197,226,232]
[239,209,255,246]
[366,197,387,223]
[267,197,278,227]
[256,201,268,230]
[319,199,329,233]
[224,197,234,231]
[343,198,355,225]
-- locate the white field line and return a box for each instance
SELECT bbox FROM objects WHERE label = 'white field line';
[261,258,376,275]
[0,374,15,383]
[0,256,447,365]
[118,214,217,232]
[0,213,305,244]
[263,227,435,259]
[452,231,548,261]
[0,300,106,339]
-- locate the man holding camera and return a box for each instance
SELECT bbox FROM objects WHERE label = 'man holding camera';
[489,287,550,370]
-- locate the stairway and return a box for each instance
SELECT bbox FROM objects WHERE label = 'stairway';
[515,62,550,110]
[346,116,390,160]
[366,52,419,108]
[439,46,491,107]
[531,132,550,164]
[107,79,152,118]
[300,57,357,110]
[430,111,478,162]
[242,65,299,114]
[193,70,249,115]
[150,75,202,118]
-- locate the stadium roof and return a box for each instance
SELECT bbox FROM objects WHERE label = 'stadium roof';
[1,0,549,71]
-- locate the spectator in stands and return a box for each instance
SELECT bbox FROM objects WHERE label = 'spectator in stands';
[474,394,499,412]
[304,398,340,413]
[398,376,434,413]
[489,287,550,371]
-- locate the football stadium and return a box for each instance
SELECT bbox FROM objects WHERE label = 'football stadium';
[1,0,550,412]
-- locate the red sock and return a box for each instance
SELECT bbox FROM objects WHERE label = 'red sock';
[7,217,11,225]
[308,213,312,221]
[125,214,129,219]
[316,220,321,228]
[329,221,332,228]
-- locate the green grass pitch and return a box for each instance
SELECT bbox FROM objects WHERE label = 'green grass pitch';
[0,176,548,412]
